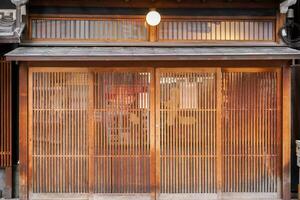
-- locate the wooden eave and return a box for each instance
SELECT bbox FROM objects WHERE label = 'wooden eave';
[5,46,300,61]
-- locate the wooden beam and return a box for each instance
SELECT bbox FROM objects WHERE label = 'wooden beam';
[29,0,279,9]
[19,62,28,200]
[282,64,291,200]
[27,60,290,69]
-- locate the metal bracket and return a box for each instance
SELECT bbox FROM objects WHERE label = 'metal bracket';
[280,0,297,14]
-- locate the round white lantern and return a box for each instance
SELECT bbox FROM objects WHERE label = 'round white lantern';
[146,10,161,26]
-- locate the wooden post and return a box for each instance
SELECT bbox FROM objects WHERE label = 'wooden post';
[149,26,157,42]
[19,62,28,200]
[150,68,156,200]
[282,65,291,200]
[88,71,95,196]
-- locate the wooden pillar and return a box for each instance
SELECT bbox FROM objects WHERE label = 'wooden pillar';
[282,65,291,200]
[19,62,28,200]
[150,68,156,200]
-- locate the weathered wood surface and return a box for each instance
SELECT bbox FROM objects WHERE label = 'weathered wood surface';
[6,47,300,61]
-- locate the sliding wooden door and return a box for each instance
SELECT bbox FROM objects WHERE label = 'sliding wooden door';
[155,68,282,200]
[221,69,282,199]
[29,69,90,199]
[92,68,155,199]
[28,67,282,200]
[156,68,220,200]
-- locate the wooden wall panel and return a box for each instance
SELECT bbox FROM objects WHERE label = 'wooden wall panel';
[157,69,217,199]
[0,57,12,168]
[221,69,281,198]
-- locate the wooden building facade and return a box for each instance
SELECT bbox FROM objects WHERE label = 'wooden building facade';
[3,0,300,199]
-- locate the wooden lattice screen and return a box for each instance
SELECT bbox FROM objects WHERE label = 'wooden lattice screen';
[29,16,149,42]
[28,67,281,199]
[28,16,276,43]
[158,19,275,42]
[0,57,12,168]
